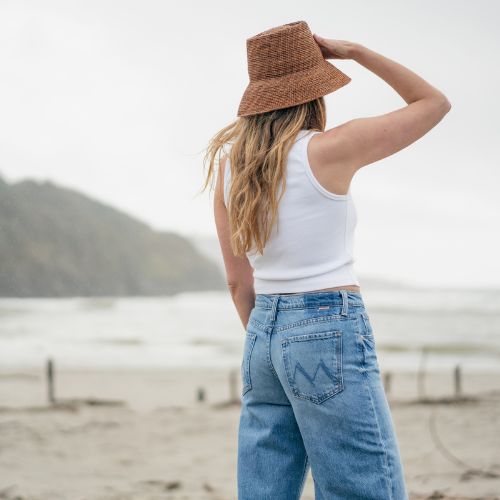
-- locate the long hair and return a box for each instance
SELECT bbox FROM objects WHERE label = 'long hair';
[202,97,326,257]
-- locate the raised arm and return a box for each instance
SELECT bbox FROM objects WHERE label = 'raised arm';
[312,37,452,173]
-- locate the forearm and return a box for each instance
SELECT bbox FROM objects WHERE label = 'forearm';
[229,284,256,331]
[349,43,449,105]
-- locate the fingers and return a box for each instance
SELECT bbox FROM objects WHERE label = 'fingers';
[313,34,331,59]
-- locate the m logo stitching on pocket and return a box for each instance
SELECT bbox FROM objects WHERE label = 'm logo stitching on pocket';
[281,330,343,405]
[241,332,257,396]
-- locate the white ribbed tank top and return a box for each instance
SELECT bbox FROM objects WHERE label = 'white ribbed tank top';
[223,129,360,294]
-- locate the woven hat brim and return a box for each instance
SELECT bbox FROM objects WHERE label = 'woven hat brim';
[237,60,351,117]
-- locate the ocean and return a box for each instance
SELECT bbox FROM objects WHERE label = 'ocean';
[0,287,499,373]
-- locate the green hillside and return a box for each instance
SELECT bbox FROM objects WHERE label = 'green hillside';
[0,174,226,297]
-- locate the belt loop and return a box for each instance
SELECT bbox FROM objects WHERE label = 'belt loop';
[267,295,280,331]
[340,290,348,316]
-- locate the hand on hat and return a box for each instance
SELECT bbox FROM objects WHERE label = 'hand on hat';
[313,34,354,60]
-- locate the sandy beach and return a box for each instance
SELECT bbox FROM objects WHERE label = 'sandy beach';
[0,367,499,500]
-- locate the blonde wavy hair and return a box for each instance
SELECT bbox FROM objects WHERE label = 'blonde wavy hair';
[202,97,326,258]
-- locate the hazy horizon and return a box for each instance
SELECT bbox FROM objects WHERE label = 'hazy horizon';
[0,0,498,289]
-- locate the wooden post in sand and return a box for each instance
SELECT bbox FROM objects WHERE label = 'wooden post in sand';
[46,358,56,405]
[454,364,462,399]
[417,346,428,401]
[197,387,205,402]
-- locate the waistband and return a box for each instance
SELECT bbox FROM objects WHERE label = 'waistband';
[254,289,365,310]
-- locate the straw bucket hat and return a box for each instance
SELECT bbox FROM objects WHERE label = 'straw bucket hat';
[237,21,351,117]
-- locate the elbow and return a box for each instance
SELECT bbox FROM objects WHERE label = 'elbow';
[428,95,452,123]
[442,97,452,113]
[426,93,451,115]
[226,279,253,297]
[436,94,452,114]
[227,280,244,296]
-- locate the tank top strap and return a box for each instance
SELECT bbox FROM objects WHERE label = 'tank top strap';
[294,129,320,164]
[298,129,320,169]
[295,129,310,141]
[296,128,319,143]
[296,129,321,151]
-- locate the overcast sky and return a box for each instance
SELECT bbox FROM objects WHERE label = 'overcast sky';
[0,0,498,288]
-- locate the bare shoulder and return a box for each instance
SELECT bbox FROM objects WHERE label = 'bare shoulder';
[307,126,356,196]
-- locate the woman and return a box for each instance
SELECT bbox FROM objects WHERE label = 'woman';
[203,21,450,500]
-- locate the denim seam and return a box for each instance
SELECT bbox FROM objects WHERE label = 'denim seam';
[275,314,355,333]
[297,454,309,498]
[358,313,393,500]
[266,331,280,380]
[254,304,364,311]
[360,312,391,496]
[360,315,375,352]
[249,314,353,333]
[277,315,343,332]
[248,317,267,330]
[363,379,394,499]
[241,332,257,396]
[355,315,368,370]
[338,331,344,390]
[357,313,392,496]
[360,312,374,338]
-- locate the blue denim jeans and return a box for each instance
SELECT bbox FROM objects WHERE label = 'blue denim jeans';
[237,290,408,500]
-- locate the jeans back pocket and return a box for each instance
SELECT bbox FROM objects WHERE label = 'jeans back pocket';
[281,330,343,405]
[241,332,257,396]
